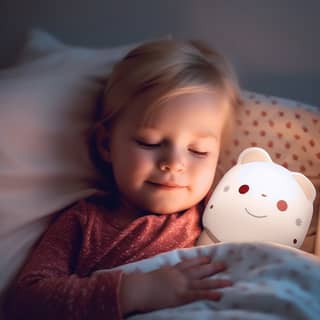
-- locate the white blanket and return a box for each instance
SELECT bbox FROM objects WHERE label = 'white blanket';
[97,242,320,319]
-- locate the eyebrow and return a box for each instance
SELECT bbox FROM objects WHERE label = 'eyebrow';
[136,127,218,139]
[194,131,218,139]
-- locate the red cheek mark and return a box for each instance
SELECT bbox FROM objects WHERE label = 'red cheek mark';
[277,200,288,211]
[239,184,249,194]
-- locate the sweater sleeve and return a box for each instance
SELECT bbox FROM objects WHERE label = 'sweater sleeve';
[5,202,124,320]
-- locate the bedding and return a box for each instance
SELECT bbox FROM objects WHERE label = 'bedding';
[96,242,320,319]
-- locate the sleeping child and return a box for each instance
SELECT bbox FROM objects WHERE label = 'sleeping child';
[5,39,240,319]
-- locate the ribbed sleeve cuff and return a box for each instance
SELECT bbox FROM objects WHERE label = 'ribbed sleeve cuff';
[91,270,124,320]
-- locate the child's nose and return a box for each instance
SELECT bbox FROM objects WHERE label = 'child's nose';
[159,161,185,172]
[158,150,185,173]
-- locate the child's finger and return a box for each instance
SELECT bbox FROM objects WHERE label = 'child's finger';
[186,262,227,279]
[175,256,211,270]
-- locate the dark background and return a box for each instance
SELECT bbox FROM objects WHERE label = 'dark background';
[1,0,319,106]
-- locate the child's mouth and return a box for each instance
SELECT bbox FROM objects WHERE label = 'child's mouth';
[147,181,186,189]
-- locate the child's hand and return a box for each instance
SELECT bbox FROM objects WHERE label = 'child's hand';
[120,255,232,315]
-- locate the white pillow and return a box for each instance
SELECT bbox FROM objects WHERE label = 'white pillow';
[0,29,139,315]
[16,28,66,62]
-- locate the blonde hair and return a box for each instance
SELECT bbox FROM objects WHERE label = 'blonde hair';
[90,39,240,196]
[99,39,240,128]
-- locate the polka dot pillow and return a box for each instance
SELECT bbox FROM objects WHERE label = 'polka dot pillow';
[217,91,320,254]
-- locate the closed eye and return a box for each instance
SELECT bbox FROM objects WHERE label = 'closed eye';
[135,140,209,156]
[135,140,161,148]
[189,150,209,156]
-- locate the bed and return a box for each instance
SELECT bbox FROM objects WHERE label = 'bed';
[0,29,319,319]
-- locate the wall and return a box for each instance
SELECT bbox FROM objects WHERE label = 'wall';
[0,0,319,105]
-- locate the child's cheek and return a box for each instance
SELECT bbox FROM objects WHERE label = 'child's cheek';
[129,148,156,172]
[193,159,218,193]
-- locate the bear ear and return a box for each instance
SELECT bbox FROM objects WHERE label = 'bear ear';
[237,147,272,164]
[292,172,316,202]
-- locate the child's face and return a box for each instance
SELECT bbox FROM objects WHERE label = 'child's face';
[104,91,229,214]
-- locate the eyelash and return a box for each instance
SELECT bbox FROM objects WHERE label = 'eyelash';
[135,140,209,156]
[190,150,209,156]
[135,140,161,148]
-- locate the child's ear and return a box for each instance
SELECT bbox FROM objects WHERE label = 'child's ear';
[95,123,112,162]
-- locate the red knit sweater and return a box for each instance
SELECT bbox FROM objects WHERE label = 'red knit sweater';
[6,196,202,320]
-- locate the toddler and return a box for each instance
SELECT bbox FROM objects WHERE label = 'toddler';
[6,39,240,319]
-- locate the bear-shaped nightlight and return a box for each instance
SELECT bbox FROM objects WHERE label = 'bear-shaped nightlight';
[197,147,316,248]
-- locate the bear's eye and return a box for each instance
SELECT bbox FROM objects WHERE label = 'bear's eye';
[239,184,249,194]
[277,200,288,212]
